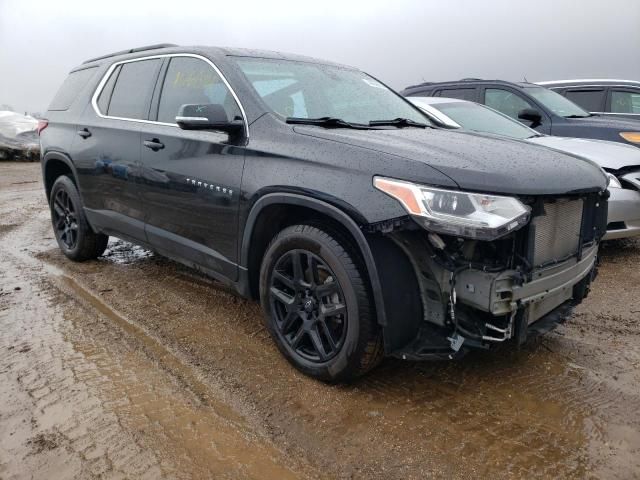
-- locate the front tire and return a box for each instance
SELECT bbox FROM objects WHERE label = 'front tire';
[49,175,108,261]
[259,224,383,382]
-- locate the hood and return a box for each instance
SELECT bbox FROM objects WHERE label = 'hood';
[293,126,607,195]
[528,136,640,171]
[564,114,640,130]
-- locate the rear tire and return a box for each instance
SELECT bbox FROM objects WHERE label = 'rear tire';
[259,224,383,382]
[49,175,108,261]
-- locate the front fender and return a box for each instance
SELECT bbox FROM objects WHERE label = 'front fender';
[240,192,389,327]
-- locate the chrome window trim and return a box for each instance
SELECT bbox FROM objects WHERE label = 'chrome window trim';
[175,116,209,122]
[90,53,250,138]
[592,112,640,116]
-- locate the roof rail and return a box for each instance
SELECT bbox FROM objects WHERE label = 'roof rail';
[405,82,433,89]
[82,43,178,64]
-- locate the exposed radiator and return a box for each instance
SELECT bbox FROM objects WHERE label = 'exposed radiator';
[532,199,584,267]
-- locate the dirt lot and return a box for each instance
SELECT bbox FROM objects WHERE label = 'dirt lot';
[1,162,639,479]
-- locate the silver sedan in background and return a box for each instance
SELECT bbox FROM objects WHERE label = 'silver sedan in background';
[408,96,640,240]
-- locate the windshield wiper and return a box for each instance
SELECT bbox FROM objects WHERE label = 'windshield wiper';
[564,114,592,118]
[286,116,370,129]
[369,118,428,128]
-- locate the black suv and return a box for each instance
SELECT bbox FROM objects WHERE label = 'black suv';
[402,79,640,147]
[537,79,640,121]
[41,45,608,382]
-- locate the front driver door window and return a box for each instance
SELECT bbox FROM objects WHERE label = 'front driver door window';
[484,88,534,120]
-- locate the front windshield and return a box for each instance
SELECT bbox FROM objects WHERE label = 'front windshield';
[232,57,429,125]
[525,86,590,118]
[434,101,538,140]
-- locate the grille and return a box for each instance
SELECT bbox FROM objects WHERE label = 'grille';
[532,199,584,267]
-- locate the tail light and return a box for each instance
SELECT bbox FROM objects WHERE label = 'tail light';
[37,120,48,135]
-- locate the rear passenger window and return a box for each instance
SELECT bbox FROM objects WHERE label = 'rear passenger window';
[434,88,476,101]
[48,67,97,111]
[611,90,640,114]
[156,57,241,124]
[565,89,605,112]
[106,59,161,119]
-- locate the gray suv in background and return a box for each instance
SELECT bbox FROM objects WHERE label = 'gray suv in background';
[537,79,640,121]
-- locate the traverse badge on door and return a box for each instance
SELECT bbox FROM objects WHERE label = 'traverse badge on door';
[186,178,233,196]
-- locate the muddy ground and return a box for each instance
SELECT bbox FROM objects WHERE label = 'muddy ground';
[0,161,639,479]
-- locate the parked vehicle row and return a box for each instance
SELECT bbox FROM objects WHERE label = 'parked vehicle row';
[41,44,619,381]
[402,79,640,147]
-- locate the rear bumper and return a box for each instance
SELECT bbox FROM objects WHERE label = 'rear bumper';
[605,187,640,240]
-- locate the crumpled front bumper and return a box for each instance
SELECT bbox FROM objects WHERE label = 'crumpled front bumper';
[455,244,598,326]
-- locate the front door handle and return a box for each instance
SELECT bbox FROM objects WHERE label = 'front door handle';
[143,138,165,151]
[77,128,92,139]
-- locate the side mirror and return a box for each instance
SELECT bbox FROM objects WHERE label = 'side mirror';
[517,108,542,127]
[176,104,243,134]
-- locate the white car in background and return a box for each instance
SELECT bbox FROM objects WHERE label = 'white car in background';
[408,96,640,240]
[0,111,40,161]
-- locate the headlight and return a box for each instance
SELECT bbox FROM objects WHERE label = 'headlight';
[606,172,622,188]
[619,132,640,144]
[373,176,531,241]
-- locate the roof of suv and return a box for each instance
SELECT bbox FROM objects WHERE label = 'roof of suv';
[536,79,640,87]
[402,79,540,94]
[76,43,351,71]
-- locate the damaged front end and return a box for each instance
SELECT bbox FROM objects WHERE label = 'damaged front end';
[369,179,609,360]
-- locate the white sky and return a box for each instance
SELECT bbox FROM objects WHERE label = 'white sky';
[1,0,639,114]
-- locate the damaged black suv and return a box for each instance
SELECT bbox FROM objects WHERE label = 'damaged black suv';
[41,44,609,382]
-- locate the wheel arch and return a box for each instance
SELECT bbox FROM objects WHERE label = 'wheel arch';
[240,193,388,327]
[42,152,80,200]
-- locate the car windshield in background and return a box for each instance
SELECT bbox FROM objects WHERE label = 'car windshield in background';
[232,57,429,126]
[435,102,537,140]
[525,86,591,118]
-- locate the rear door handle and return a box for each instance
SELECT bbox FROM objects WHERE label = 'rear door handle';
[77,128,91,139]
[143,138,165,151]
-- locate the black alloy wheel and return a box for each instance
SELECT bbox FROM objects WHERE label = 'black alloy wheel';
[260,224,384,382]
[49,175,109,261]
[269,249,347,363]
[52,188,79,250]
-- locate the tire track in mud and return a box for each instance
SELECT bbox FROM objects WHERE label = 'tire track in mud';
[0,240,318,480]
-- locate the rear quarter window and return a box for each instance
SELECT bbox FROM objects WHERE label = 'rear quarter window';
[96,65,121,114]
[48,67,98,111]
